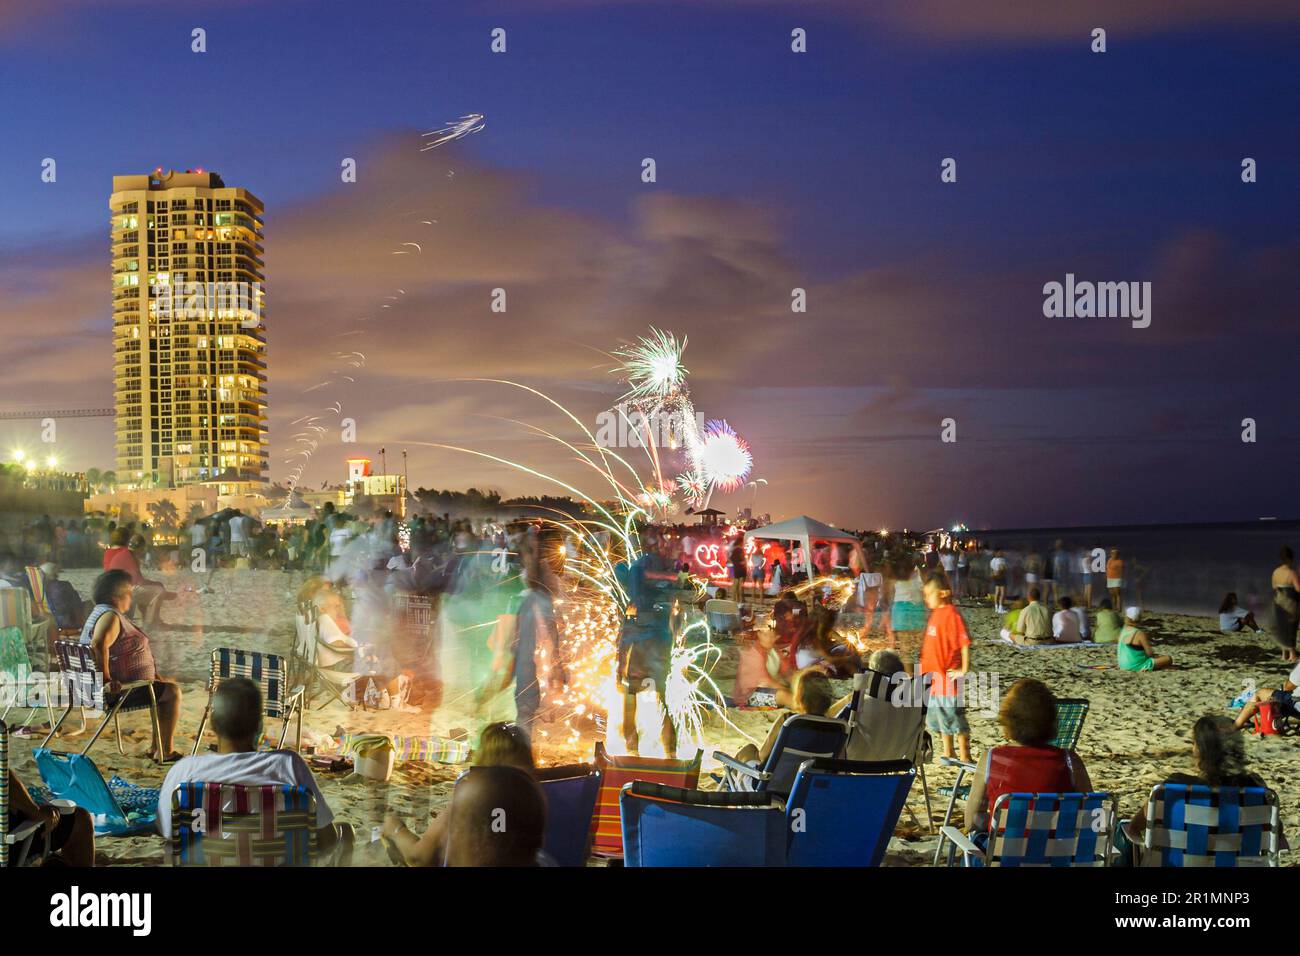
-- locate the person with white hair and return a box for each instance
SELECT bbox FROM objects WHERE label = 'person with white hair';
[1116,607,1172,671]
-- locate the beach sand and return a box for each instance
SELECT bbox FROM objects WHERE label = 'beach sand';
[9,569,1298,866]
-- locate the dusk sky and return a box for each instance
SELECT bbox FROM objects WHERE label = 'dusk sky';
[2,0,1297,531]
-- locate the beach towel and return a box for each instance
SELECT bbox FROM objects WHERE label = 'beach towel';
[994,637,1107,650]
[0,624,30,677]
[328,731,471,764]
[589,741,701,858]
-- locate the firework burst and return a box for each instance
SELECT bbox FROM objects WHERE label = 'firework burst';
[613,327,689,404]
[697,419,753,494]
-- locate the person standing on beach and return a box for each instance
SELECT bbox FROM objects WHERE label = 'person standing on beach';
[1106,548,1125,609]
[989,549,1008,614]
[1077,545,1095,609]
[1270,546,1299,664]
[920,575,971,763]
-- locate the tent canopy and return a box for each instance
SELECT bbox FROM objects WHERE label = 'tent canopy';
[744,515,861,575]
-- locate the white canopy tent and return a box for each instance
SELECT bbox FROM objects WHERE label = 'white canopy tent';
[744,515,863,577]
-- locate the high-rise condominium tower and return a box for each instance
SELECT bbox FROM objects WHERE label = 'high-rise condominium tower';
[110,169,267,488]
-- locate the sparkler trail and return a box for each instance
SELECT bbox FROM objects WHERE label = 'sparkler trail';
[279,115,485,503]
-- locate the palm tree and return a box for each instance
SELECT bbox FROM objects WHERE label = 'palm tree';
[147,499,180,530]
[185,503,207,525]
[86,467,102,494]
[102,470,117,490]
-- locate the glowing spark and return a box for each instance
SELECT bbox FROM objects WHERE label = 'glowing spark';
[419,113,485,152]
[614,327,689,403]
[697,419,752,493]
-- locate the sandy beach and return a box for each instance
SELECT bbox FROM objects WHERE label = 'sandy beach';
[9,567,1298,866]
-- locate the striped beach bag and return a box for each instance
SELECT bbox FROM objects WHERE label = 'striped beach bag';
[589,742,701,858]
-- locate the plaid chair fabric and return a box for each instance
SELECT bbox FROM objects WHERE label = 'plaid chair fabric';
[210,649,290,719]
[193,649,302,755]
[23,568,51,617]
[171,782,318,866]
[0,588,32,633]
[1048,699,1089,751]
[1143,784,1280,867]
[53,642,107,710]
[981,792,1116,867]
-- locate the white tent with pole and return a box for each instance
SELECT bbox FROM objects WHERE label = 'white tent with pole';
[744,515,863,579]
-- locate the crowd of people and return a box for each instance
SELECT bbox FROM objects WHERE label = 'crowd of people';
[4,505,1297,868]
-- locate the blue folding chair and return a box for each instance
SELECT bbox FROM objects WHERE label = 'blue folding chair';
[1140,783,1281,867]
[32,748,158,836]
[537,763,601,866]
[785,758,914,866]
[933,698,1089,864]
[940,791,1117,867]
[620,782,787,866]
[714,714,848,799]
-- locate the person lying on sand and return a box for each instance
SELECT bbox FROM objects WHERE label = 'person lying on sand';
[156,677,353,864]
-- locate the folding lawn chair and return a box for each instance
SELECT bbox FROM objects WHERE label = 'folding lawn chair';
[293,603,356,711]
[192,648,304,755]
[933,697,1089,864]
[784,758,915,866]
[41,640,164,764]
[714,713,848,799]
[1139,783,1281,867]
[2,719,45,867]
[170,782,324,866]
[620,782,787,866]
[940,791,1117,867]
[704,599,741,636]
[841,669,934,830]
[589,742,702,859]
[32,747,158,836]
[537,762,602,866]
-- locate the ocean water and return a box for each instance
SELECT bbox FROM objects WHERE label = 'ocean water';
[971,519,1300,618]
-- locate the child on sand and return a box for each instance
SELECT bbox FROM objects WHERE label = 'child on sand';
[920,575,971,762]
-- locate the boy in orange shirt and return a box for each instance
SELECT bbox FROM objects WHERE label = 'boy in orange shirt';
[920,575,972,762]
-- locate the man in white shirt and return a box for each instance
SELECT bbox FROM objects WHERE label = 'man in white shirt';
[157,677,351,862]
[1051,596,1083,643]
[227,512,248,557]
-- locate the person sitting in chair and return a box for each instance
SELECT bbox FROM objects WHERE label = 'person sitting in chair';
[156,677,353,863]
[733,669,835,768]
[443,765,547,867]
[81,570,184,762]
[5,770,95,867]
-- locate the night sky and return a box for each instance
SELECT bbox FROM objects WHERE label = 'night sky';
[2,0,1297,530]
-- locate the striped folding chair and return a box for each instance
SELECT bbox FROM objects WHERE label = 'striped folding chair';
[1141,784,1281,867]
[170,783,318,866]
[933,697,1089,864]
[0,587,38,669]
[41,640,164,764]
[940,791,1117,867]
[1,720,45,867]
[191,648,304,755]
[590,742,702,859]
[24,567,80,639]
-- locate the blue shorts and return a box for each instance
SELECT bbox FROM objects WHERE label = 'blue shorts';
[926,696,969,735]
